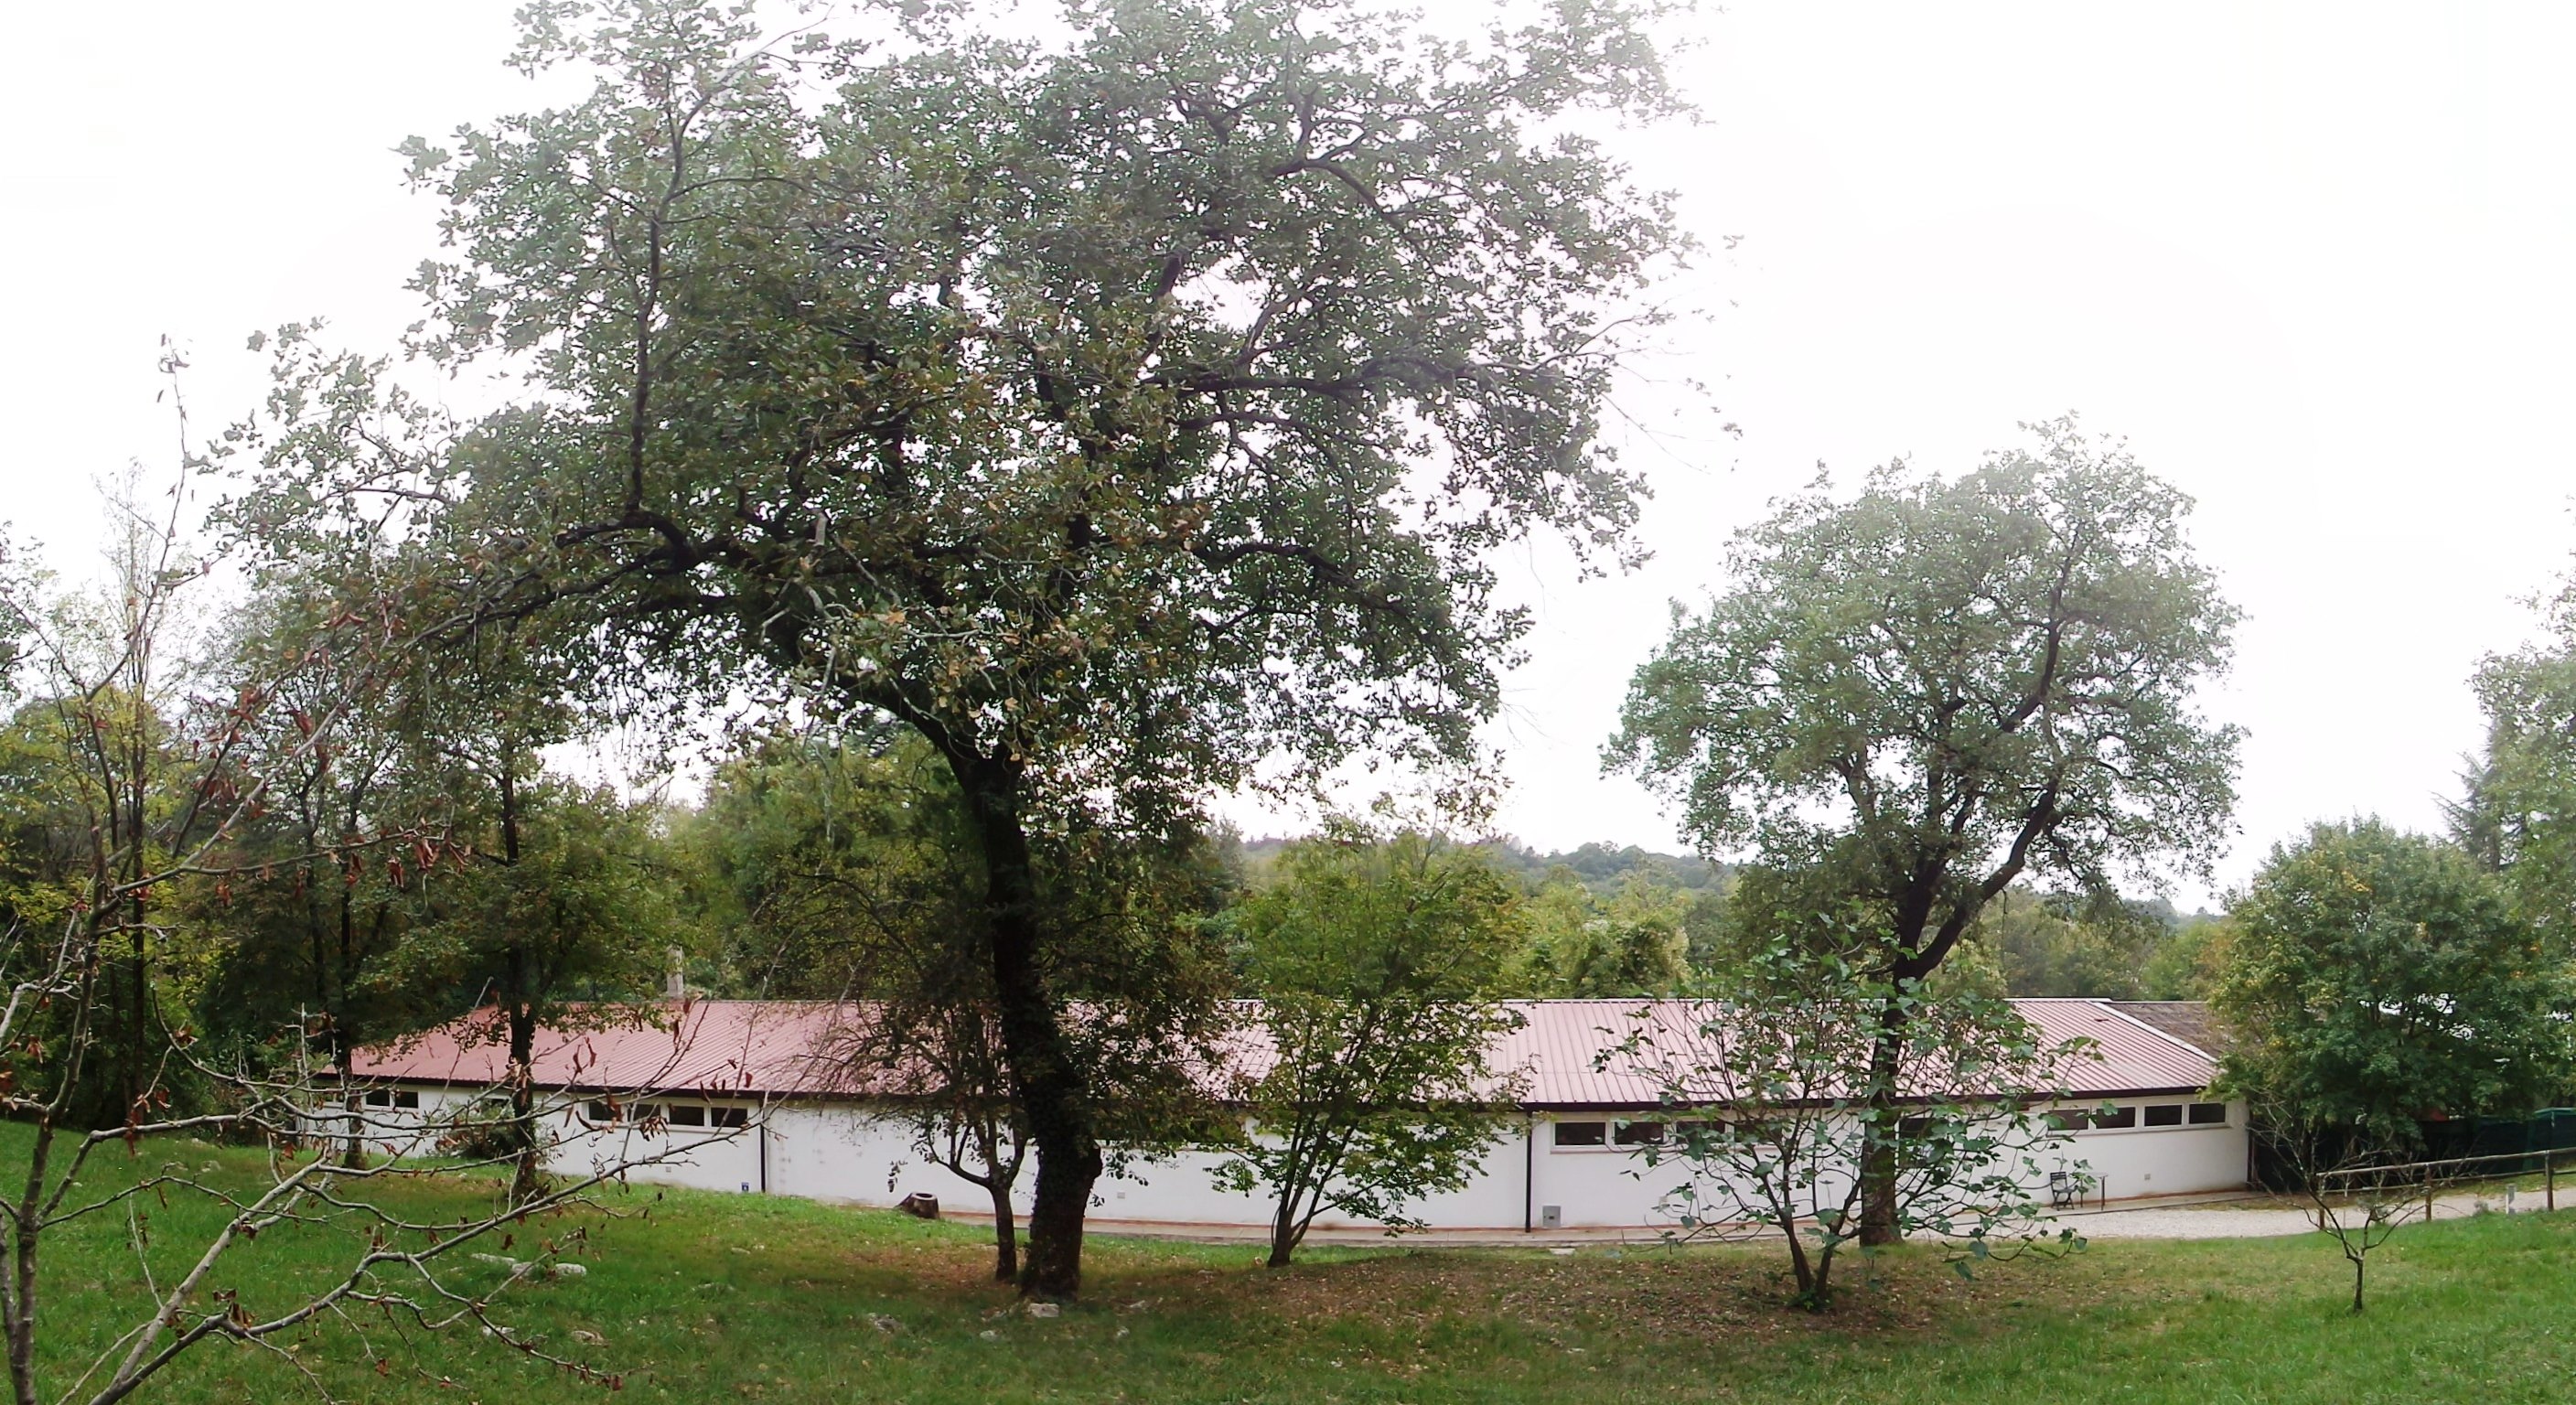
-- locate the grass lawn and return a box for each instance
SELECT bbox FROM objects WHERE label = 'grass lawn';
[12,1125,2576,1403]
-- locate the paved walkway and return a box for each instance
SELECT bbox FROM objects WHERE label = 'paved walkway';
[2065,1185,2560,1239]
[1069,1185,2566,1249]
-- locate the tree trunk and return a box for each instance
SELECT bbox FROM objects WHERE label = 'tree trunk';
[952,756,1100,1300]
[2349,1255,2366,1314]
[495,766,544,1205]
[1267,1196,1300,1269]
[507,1003,542,1205]
[989,1182,1019,1282]
[1856,996,1905,1247]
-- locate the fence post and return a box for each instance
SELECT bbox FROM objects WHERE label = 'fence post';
[2424,1165,2435,1223]
[2551,1150,2559,1214]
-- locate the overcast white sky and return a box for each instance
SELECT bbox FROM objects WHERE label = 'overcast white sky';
[6,3,2573,906]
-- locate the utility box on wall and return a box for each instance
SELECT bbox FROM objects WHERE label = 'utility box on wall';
[1540,1205,1562,1229]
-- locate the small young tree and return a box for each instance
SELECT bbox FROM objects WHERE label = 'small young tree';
[1608,419,2242,1243]
[2248,1102,2431,1314]
[1611,934,2093,1311]
[1218,833,1527,1267]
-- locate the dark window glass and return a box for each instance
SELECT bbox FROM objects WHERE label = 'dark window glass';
[2046,1110,2089,1132]
[631,1104,661,1126]
[2144,1104,2184,1128]
[712,1107,749,1130]
[1614,1121,1666,1146]
[2188,1102,2228,1125]
[586,1100,617,1123]
[1555,1121,1607,1148]
[2093,1106,2138,1130]
[393,1090,420,1110]
[668,1104,706,1127]
[362,1089,392,1107]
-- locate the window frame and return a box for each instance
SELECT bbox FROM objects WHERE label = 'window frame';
[1552,1120,1608,1149]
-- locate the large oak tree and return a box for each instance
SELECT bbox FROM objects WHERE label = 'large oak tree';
[245,0,1681,1295]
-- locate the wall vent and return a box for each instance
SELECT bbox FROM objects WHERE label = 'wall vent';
[1540,1205,1563,1229]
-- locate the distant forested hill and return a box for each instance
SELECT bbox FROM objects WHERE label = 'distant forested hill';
[1233,835,1725,896]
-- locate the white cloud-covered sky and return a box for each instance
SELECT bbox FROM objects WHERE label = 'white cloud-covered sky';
[6,2,2571,906]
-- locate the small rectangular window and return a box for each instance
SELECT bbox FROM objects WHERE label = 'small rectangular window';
[1613,1121,1666,1147]
[2188,1102,2227,1125]
[1673,1120,1721,1145]
[1555,1121,1606,1148]
[393,1090,420,1110]
[2144,1104,2183,1128]
[362,1089,391,1107]
[712,1107,749,1130]
[2046,1110,2089,1132]
[668,1104,706,1127]
[2092,1106,2138,1130]
[631,1104,662,1127]
[586,1100,617,1124]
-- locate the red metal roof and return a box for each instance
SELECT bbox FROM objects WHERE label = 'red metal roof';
[353,997,2217,1107]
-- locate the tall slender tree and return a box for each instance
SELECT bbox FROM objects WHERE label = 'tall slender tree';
[1608,420,2240,1243]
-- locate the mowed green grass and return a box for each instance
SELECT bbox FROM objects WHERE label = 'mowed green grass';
[11,1121,2576,1404]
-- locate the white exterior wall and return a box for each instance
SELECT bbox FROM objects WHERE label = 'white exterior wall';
[369,1082,2249,1231]
[2038,1097,2251,1200]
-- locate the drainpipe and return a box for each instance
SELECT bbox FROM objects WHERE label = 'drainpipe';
[1523,1113,1537,1233]
[757,1119,771,1195]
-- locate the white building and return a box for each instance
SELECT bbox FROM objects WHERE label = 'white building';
[347,997,2247,1235]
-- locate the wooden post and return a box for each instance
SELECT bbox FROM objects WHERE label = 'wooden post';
[2424,1165,2435,1223]
[2549,1150,2558,1214]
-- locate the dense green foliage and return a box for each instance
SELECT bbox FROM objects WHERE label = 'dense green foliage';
[2459,590,2576,957]
[1218,834,1526,1266]
[2214,819,2574,1144]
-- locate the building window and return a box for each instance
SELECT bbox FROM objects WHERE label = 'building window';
[2092,1106,2138,1130]
[361,1089,392,1108]
[2144,1104,2184,1128]
[668,1104,707,1127]
[712,1107,749,1130]
[2046,1110,2089,1132]
[1613,1121,1666,1147]
[1555,1121,1606,1148]
[2187,1102,2227,1125]
[585,1100,617,1124]
[393,1090,419,1110]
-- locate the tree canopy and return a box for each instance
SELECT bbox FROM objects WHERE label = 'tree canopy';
[1218,832,1526,1267]
[2214,819,2572,1145]
[1608,420,2240,983]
